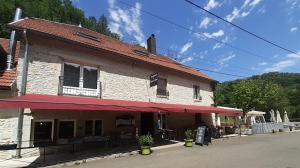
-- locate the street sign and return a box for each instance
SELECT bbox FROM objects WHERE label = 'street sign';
[150,73,158,87]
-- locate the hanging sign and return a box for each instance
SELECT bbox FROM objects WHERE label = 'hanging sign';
[150,73,159,87]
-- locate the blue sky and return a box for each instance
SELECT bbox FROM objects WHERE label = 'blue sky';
[72,0,300,82]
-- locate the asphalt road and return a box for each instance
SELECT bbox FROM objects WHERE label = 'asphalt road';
[69,132,300,168]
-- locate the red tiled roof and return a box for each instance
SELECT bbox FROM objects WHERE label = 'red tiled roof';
[9,18,215,81]
[0,38,19,89]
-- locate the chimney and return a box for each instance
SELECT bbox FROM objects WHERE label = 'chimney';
[7,8,22,70]
[147,34,156,54]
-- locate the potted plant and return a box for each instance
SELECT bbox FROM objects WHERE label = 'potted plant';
[138,134,154,155]
[184,129,194,147]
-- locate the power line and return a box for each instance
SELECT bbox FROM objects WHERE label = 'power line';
[116,0,276,63]
[123,37,247,78]
[185,0,300,58]
[157,46,254,76]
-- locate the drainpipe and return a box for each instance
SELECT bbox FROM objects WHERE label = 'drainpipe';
[7,8,22,70]
[16,29,29,158]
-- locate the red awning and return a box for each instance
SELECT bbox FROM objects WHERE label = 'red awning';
[0,94,241,115]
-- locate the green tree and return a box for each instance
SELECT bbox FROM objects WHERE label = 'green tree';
[0,0,120,39]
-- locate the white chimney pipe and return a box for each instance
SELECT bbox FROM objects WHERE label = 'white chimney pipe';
[7,8,22,70]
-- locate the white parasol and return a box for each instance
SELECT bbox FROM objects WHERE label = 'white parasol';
[283,111,290,123]
[276,110,282,123]
[270,109,276,122]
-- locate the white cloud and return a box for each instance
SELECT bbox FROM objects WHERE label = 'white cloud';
[180,42,193,54]
[203,29,225,38]
[219,54,236,63]
[212,36,229,50]
[199,17,211,29]
[225,0,262,22]
[108,0,145,46]
[258,62,268,66]
[214,54,236,71]
[181,57,193,63]
[258,6,266,14]
[290,27,298,32]
[264,52,300,72]
[204,0,221,11]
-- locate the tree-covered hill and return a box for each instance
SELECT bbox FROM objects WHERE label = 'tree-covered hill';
[0,0,119,39]
[215,72,300,119]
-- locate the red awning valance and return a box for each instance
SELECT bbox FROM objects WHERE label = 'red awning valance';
[0,94,241,115]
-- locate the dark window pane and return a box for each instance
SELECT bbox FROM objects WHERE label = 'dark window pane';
[193,85,200,99]
[83,67,97,89]
[59,121,74,139]
[63,64,80,87]
[157,78,168,96]
[34,122,52,141]
[85,120,93,136]
[94,120,102,136]
[157,78,167,90]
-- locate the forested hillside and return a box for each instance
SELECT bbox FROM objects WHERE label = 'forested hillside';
[0,0,119,39]
[215,72,300,119]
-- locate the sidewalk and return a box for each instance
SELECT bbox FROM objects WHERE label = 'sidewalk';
[0,140,183,168]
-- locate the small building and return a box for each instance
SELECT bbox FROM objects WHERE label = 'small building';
[246,110,266,125]
[0,17,240,158]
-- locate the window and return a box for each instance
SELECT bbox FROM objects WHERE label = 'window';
[85,120,93,136]
[59,121,75,139]
[63,63,80,87]
[34,121,53,141]
[94,120,102,136]
[157,113,167,129]
[83,67,98,89]
[63,63,98,89]
[193,85,201,100]
[84,120,103,136]
[157,78,168,96]
[62,63,100,97]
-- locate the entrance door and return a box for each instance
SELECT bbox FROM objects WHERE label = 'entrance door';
[141,113,154,135]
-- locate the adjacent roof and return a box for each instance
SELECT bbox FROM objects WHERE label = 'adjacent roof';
[0,38,19,89]
[0,94,241,115]
[9,18,215,81]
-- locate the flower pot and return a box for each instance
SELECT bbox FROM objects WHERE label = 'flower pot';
[184,139,193,147]
[141,146,151,155]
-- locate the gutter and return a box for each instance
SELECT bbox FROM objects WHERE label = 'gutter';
[16,29,29,158]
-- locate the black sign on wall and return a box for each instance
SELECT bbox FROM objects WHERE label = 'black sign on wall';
[150,73,158,87]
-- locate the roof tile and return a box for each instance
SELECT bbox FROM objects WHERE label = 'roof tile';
[10,18,215,81]
[0,38,19,89]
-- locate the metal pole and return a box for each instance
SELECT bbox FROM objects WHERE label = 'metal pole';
[16,29,29,158]
[7,8,22,70]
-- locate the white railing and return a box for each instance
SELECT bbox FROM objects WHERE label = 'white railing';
[58,76,101,98]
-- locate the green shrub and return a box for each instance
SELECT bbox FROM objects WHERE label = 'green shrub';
[185,129,194,140]
[138,134,154,147]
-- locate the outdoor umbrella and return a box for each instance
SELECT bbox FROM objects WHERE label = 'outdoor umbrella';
[270,110,276,122]
[216,114,221,126]
[276,110,282,123]
[283,111,290,123]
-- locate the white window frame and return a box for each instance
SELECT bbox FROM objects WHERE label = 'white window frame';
[193,85,201,101]
[58,119,76,139]
[62,62,100,97]
[33,119,55,141]
[84,119,103,137]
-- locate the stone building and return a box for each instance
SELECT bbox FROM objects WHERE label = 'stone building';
[0,17,239,158]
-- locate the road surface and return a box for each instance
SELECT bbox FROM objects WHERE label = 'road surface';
[68,132,300,168]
